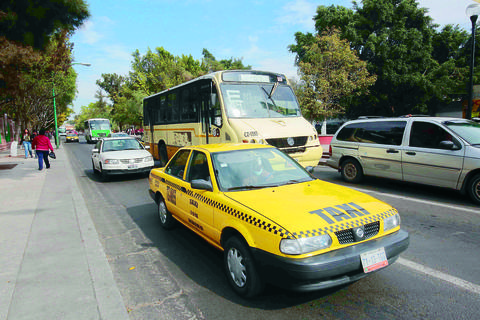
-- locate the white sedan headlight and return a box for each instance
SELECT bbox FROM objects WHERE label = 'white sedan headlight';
[144,156,153,162]
[383,214,401,232]
[104,159,119,164]
[280,234,332,255]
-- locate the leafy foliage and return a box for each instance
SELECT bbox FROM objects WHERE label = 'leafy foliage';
[0,0,89,49]
[76,47,250,130]
[295,29,376,121]
[290,0,474,117]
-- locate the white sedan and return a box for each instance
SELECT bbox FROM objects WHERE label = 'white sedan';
[91,137,154,179]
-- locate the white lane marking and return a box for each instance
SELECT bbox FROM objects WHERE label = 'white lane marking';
[398,257,480,295]
[349,187,480,215]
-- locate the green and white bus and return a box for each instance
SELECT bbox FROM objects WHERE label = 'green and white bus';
[84,118,111,144]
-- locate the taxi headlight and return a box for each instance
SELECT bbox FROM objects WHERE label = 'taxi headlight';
[383,214,401,231]
[280,234,332,255]
[144,156,153,162]
[104,159,119,164]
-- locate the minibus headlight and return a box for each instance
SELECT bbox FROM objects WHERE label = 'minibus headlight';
[383,214,401,231]
[280,234,332,255]
[144,156,153,162]
[249,139,256,143]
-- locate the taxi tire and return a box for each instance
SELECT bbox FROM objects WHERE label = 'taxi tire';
[224,236,263,298]
[467,174,480,204]
[157,196,175,229]
[341,158,363,183]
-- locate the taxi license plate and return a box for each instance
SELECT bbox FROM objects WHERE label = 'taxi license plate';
[360,247,388,273]
[128,164,138,169]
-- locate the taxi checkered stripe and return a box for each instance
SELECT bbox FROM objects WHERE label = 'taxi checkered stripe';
[165,179,292,239]
[292,208,398,239]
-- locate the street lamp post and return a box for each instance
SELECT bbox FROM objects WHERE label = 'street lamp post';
[466,3,480,120]
[53,62,91,148]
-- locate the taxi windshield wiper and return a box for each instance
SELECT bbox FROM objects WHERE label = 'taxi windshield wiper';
[227,185,270,191]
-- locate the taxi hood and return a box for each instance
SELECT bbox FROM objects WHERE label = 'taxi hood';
[224,180,395,237]
[228,117,317,140]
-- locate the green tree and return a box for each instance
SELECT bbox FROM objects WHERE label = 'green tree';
[291,0,472,117]
[0,0,89,49]
[295,29,376,121]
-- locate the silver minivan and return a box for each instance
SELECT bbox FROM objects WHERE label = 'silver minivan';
[326,116,480,204]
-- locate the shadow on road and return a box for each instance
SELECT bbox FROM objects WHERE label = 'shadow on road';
[125,202,350,309]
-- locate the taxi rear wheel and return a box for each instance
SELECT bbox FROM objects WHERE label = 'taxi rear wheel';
[157,196,175,229]
[467,174,480,204]
[224,236,263,298]
[341,158,363,183]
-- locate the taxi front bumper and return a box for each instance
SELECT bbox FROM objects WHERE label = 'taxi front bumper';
[251,229,409,292]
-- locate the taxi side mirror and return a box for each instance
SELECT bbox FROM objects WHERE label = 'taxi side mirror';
[191,179,213,191]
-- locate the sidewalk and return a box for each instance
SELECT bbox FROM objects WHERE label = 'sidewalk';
[0,144,129,320]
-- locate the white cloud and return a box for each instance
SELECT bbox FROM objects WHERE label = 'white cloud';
[417,0,475,29]
[277,0,317,30]
[77,20,102,45]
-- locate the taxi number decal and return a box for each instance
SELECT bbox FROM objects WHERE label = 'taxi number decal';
[188,218,203,231]
[310,202,371,224]
[190,199,199,208]
[189,210,199,218]
[167,186,176,205]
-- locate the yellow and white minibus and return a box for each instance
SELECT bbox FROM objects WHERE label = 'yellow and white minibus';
[143,70,322,167]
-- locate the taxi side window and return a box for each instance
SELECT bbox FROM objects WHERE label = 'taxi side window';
[165,149,190,179]
[187,151,210,182]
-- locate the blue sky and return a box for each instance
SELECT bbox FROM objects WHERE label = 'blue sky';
[69,0,476,116]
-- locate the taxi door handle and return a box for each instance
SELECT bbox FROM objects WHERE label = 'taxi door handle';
[406,151,416,156]
[386,149,399,153]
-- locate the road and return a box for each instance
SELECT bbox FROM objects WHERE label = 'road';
[64,137,480,320]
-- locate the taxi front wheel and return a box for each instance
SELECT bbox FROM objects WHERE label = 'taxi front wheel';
[157,196,175,229]
[224,237,263,298]
[467,174,480,204]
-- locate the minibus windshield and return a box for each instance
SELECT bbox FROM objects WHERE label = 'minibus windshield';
[221,84,301,118]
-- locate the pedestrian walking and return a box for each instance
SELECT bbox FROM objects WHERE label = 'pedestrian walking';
[20,129,33,158]
[31,130,38,158]
[32,128,54,170]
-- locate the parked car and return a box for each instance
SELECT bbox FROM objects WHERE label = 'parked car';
[148,143,409,297]
[326,116,480,204]
[91,137,154,179]
[65,132,79,143]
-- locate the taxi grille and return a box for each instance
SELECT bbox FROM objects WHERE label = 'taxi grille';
[335,221,380,244]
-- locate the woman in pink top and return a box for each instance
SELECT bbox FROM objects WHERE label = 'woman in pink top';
[32,128,54,170]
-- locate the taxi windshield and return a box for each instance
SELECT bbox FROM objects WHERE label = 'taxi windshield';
[444,120,480,145]
[220,84,301,118]
[211,148,313,191]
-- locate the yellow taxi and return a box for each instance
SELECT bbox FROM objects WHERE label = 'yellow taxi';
[65,132,79,143]
[148,143,409,297]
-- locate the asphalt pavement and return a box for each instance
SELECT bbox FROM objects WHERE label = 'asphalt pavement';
[0,142,129,320]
